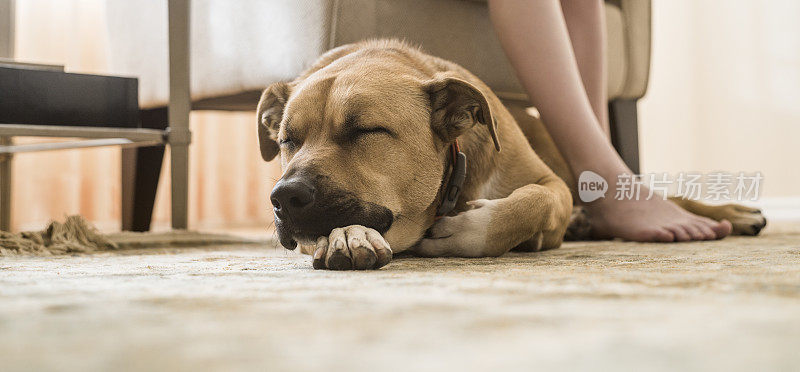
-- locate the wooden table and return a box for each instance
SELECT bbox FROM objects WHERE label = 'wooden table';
[0,64,166,231]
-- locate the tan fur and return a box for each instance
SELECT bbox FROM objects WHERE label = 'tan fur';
[257,40,764,270]
[668,197,767,236]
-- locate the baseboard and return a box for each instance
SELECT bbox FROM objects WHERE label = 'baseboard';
[746,197,800,221]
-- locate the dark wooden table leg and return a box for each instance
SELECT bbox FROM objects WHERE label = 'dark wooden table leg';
[122,108,168,231]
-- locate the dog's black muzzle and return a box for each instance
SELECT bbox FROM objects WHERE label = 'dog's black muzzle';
[270,173,393,249]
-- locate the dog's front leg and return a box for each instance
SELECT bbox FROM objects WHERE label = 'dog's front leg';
[414,177,572,257]
[310,225,393,270]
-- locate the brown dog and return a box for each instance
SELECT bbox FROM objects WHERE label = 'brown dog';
[257,40,766,270]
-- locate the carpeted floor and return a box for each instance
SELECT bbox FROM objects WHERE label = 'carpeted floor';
[1,225,799,371]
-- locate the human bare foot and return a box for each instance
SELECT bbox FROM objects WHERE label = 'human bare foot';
[585,192,733,242]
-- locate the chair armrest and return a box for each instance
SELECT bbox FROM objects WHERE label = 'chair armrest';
[617,0,652,99]
[0,0,13,58]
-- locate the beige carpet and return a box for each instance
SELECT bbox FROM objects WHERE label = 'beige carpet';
[1,226,799,371]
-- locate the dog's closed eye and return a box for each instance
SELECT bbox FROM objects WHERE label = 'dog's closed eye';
[354,127,393,138]
[337,125,395,144]
[337,113,395,143]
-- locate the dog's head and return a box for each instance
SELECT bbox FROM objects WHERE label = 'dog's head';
[257,52,499,251]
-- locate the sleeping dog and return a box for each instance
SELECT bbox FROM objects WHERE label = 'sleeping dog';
[256,39,766,270]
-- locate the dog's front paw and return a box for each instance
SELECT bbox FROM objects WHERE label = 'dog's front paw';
[312,225,392,270]
[415,199,499,257]
[723,204,767,236]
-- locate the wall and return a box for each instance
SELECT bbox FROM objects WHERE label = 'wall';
[640,0,800,199]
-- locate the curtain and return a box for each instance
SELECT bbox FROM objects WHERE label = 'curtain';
[11,0,282,231]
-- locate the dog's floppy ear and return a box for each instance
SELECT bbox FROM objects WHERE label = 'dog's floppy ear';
[256,82,290,161]
[424,77,500,151]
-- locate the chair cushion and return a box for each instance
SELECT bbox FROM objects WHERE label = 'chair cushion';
[105,0,631,109]
[105,0,334,109]
[332,0,628,101]
[606,5,627,99]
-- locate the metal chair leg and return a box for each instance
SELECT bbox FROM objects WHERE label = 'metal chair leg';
[608,98,641,174]
[170,143,189,229]
[168,0,191,229]
[0,137,11,231]
[1,0,15,231]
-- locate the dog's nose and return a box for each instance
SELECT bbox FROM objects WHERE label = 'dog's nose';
[270,178,316,219]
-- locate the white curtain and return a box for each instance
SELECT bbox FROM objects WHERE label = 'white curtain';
[12,0,281,231]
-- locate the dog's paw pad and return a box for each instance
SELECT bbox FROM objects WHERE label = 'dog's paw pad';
[729,210,767,236]
[327,250,353,270]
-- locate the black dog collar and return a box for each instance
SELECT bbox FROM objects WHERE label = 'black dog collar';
[435,140,467,218]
